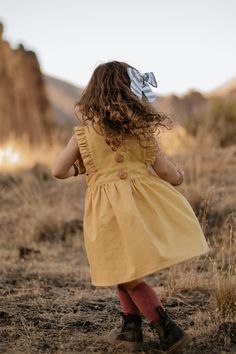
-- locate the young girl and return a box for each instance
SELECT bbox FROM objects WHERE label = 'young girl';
[52,61,210,353]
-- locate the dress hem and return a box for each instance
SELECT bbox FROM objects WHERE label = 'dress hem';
[90,246,210,287]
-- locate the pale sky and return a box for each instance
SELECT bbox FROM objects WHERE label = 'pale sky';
[1,0,235,95]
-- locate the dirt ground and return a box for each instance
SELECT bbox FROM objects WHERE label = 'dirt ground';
[0,145,236,354]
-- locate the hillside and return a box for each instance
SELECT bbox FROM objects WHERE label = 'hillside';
[0,143,235,353]
[43,75,83,127]
[206,76,236,97]
[44,74,236,130]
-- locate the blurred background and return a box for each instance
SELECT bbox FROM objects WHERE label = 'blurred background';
[0,0,236,171]
[0,2,236,353]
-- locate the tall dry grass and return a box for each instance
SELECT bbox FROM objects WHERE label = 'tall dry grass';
[0,122,235,353]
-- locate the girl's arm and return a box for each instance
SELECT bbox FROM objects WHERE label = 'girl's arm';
[151,145,184,186]
[51,134,86,179]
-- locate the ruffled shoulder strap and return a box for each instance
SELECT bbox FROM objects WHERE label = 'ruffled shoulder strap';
[73,125,97,173]
[145,141,158,165]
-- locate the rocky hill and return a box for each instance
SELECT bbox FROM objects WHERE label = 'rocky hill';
[155,90,210,126]
[0,22,55,145]
[43,75,83,127]
[206,76,236,97]
[44,75,236,131]
[43,78,210,128]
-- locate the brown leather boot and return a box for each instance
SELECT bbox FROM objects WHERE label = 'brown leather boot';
[149,305,192,353]
[107,311,144,352]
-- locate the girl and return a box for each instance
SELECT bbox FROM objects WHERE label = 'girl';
[52,61,210,353]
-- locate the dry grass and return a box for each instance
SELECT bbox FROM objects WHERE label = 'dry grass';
[0,129,235,353]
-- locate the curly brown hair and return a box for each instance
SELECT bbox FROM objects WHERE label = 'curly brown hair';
[74,60,173,151]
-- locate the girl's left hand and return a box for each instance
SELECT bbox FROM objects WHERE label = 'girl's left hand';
[77,156,86,174]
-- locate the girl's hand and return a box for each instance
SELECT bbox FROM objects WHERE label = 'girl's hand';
[170,169,184,186]
[173,159,184,175]
[171,159,185,186]
[77,155,86,175]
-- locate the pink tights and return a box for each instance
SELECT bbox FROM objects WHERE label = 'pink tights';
[117,281,164,323]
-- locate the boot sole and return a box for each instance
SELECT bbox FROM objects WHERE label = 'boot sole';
[165,332,192,353]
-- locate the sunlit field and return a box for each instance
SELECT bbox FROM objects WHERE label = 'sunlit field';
[0,125,235,353]
[0,131,62,173]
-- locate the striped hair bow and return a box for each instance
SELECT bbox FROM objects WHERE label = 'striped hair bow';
[127,67,158,103]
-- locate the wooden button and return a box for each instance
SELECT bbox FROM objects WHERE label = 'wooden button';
[115,153,124,162]
[118,171,128,179]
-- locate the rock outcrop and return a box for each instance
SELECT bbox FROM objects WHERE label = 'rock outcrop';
[44,75,83,127]
[0,22,55,145]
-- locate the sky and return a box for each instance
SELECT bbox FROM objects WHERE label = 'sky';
[1,0,235,95]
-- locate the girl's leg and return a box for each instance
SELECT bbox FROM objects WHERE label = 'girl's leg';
[117,278,144,315]
[118,279,193,352]
[119,279,164,323]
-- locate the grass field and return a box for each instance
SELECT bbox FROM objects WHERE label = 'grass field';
[0,129,235,353]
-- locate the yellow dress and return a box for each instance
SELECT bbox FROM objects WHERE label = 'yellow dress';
[73,123,210,287]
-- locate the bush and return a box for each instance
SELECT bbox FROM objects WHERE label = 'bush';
[207,96,236,147]
[183,96,236,147]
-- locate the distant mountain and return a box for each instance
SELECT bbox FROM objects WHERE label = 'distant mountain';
[43,74,236,128]
[154,77,236,126]
[155,90,210,126]
[206,76,236,97]
[43,75,84,126]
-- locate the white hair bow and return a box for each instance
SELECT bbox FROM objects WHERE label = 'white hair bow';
[127,67,158,103]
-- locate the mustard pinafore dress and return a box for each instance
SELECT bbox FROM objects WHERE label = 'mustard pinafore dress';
[73,123,210,287]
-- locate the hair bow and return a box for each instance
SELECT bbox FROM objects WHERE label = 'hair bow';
[127,67,158,103]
